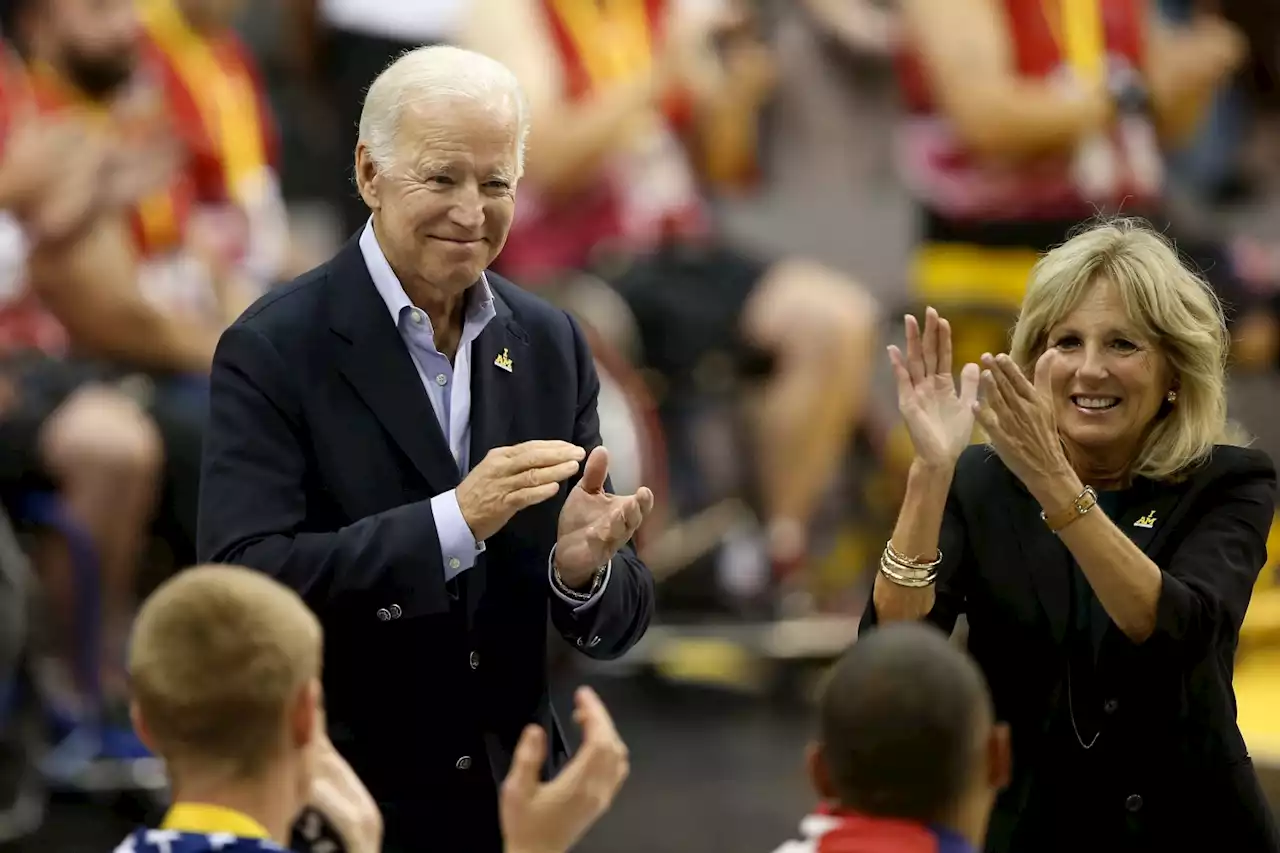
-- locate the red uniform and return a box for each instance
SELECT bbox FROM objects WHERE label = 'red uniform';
[496,0,707,283]
[896,0,1153,223]
[0,0,278,354]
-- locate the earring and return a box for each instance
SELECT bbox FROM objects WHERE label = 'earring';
[1166,390,1178,403]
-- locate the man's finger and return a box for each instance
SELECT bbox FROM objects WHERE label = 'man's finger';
[509,482,562,510]
[514,459,580,490]
[574,686,620,745]
[634,484,655,517]
[578,446,609,494]
[501,441,585,471]
[502,724,547,801]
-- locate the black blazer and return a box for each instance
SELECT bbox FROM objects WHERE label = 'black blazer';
[862,444,1280,853]
[196,238,654,853]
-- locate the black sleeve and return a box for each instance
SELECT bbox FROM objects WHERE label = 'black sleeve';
[1148,460,1276,665]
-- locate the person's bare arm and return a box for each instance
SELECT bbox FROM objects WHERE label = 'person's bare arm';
[462,0,669,197]
[1144,15,1245,145]
[902,0,1109,159]
[27,215,219,374]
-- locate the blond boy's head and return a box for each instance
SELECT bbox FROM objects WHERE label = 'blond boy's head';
[128,565,322,784]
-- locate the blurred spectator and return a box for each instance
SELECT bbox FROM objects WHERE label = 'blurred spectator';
[137,0,293,287]
[463,0,880,586]
[0,100,163,724]
[0,0,288,572]
[281,0,470,239]
[774,622,1009,853]
[895,0,1246,367]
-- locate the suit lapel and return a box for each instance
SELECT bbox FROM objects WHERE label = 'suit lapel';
[464,292,529,625]
[1014,488,1074,648]
[328,237,461,493]
[468,293,527,471]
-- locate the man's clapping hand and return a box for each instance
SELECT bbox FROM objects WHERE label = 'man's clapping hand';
[501,686,629,853]
[457,441,587,542]
[554,447,653,587]
[305,721,383,853]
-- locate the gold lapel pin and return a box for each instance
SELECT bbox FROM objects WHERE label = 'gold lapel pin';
[494,348,513,373]
[1133,511,1157,529]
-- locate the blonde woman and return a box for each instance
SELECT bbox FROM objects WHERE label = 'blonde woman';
[864,219,1279,853]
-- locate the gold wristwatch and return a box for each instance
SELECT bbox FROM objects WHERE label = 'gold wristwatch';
[1040,486,1098,533]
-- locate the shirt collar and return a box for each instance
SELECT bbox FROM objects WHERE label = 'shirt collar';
[160,803,272,840]
[359,217,497,336]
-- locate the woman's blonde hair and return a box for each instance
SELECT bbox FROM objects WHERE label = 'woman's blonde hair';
[1008,217,1240,481]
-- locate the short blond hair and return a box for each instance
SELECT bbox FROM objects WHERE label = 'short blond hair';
[1009,218,1238,481]
[128,565,322,779]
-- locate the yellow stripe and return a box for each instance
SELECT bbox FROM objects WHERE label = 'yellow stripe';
[910,243,1042,308]
[1059,0,1106,84]
[161,803,272,839]
[550,0,652,85]
[139,0,265,197]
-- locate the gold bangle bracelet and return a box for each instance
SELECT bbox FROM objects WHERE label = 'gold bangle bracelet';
[885,541,942,570]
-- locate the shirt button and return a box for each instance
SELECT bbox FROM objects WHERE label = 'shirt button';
[376,608,391,622]
[389,604,402,619]
[469,651,480,670]
[435,373,448,386]
[1103,698,1118,715]
[1124,794,1143,812]
[448,556,461,570]
[410,310,423,324]
[455,756,472,770]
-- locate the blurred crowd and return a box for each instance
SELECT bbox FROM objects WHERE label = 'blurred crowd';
[1,0,1280,848]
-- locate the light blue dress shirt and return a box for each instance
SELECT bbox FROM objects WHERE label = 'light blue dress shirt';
[359,221,608,610]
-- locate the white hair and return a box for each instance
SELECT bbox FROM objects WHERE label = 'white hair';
[357,45,530,175]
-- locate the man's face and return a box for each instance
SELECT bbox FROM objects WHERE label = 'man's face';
[357,95,520,297]
[45,0,141,98]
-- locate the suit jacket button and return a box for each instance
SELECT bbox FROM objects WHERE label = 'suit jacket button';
[1124,794,1143,812]
[389,604,402,619]
[455,755,472,770]
[1103,698,1118,715]
[469,651,480,670]
[376,608,391,622]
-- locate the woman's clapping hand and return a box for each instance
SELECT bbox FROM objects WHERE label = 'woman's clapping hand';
[888,307,981,469]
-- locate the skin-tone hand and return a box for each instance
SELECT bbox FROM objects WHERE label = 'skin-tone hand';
[457,441,588,543]
[973,351,1075,494]
[554,446,654,587]
[887,308,981,470]
[307,725,383,853]
[501,686,629,853]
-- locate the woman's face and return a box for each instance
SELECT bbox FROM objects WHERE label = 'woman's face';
[1043,279,1174,469]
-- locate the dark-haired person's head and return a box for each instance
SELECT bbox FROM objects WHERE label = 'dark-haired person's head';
[806,623,1010,847]
[6,0,139,98]
[128,564,324,843]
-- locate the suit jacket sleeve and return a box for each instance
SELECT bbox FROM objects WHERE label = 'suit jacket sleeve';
[197,323,453,616]
[859,459,976,637]
[547,313,655,660]
[1149,456,1276,665]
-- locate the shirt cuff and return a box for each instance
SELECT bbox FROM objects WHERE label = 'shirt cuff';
[431,489,485,582]
[547,545,612,613]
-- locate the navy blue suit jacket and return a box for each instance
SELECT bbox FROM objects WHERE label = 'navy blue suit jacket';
[196,236,654,852]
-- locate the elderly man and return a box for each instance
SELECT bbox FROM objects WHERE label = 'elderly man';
[196,46,654,853]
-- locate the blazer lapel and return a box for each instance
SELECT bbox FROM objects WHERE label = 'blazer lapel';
[1014,489,1074,648]
[463,292,529,626]
[328,237,461,493]
[468,294,527,469]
